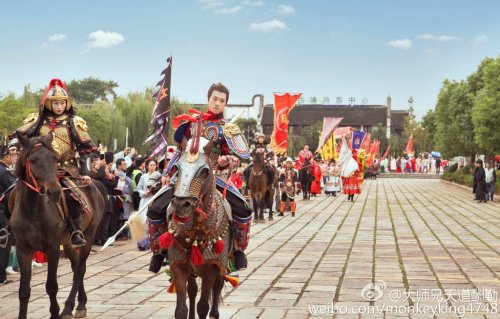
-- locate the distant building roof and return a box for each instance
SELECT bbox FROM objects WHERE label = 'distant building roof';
[262,104,408,127]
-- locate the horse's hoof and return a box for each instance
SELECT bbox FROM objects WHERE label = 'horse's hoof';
[268,217,274,221]
[60,314,74,319]
[75,309,87,318]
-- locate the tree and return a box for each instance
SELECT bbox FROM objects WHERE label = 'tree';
[294,121,322,155]
[66,77,118,104]
[403,117,432,155]
[421,109,436,151]
[434,80,476,159]
[234,118,258,143]
[472,57,500,154]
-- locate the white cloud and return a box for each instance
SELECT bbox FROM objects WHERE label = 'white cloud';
[473,34,489,44]
[249,19,289,32]
[417,34,460,42]
[86,31,125,49]
[201,0,224,10]
[277,4,295,14]
[387,39,412,50]
[243,0,264,5]
[215,6,241,14]
[49,33,66,42]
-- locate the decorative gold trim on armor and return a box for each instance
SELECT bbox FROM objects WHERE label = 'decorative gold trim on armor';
[17,113,39,134]
[222,122,241,138]
[73,116,92,143]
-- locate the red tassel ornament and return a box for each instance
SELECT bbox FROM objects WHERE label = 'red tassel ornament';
[214,238,224,255]
[191,242,204,265]
[158,231,174,249]
[167,282,176,293]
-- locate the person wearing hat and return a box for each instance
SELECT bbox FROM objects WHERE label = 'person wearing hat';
[13,79,97,247]
[0,144,18,285]
[278,157,299,217]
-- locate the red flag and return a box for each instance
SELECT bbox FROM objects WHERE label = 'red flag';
[270,93,302,155]
[361,134,371,154]
[382,145,390,158]
[405,134,414,155]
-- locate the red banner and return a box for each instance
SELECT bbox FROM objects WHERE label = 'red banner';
[405,134,414,155]
[271,93,302,155]
[361,133,371,153]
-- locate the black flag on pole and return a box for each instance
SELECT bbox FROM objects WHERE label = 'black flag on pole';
[146,56,172,158]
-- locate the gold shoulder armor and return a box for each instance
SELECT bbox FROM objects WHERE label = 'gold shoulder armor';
[73,116,88,132]
[222,122,242,138]
[23,113,39,125]
[17,113,39,134]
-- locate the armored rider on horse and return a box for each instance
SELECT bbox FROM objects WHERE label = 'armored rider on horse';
[12,79,96,248]
[146,82,253,273]
[243,132,275,187]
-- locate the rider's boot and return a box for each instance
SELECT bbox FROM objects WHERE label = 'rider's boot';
[232,215,251,271]
[290,202,296,217]
[70,215,87,248]
[278,201,286,216]
[147,218,168,273]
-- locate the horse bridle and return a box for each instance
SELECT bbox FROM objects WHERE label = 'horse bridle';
[22,143,44,194]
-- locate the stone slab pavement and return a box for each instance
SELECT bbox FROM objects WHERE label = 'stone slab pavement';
[1,179,499,318]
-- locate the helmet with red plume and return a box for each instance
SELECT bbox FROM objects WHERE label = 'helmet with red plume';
[41,78,73,111]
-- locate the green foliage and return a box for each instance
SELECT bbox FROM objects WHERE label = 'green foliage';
[234,118,257,142]
[66,77,118,104]
[434,80,476,159]
[402,117,433,155]
[294,121,322,155]
[447,163,458,173]
[459,164,474,174]
[472,58,500,154]
[421,109,436,151]
[431,56,500,160]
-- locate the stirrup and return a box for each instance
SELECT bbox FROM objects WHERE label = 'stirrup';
[70,230,87,248]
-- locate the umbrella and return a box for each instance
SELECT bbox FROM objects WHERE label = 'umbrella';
[431,151,441,158]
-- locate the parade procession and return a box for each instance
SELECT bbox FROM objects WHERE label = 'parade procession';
[1,1,500,319]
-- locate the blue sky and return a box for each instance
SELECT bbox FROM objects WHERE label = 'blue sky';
[1,0,499,119]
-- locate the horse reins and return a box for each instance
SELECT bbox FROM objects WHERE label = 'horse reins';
[22,143,89,194]
[22,143,43,194]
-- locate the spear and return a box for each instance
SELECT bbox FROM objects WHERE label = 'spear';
[100,181,172,251]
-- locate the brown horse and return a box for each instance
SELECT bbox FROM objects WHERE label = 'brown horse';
[248,148,273,221]
[8,133,105,319]
[163,137,233,319]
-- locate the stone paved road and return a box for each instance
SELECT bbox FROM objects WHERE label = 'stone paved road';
[1,179,499,319]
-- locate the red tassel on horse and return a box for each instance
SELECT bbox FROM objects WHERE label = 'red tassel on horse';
[158,231,174,249]
[167,282,176,294]
[191,243,204,265]
[214,238,224,255]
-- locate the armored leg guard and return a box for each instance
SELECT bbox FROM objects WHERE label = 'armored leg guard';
[290,202,296,217]
[232,215,252,270]
[148,218,168,273]
[70,215,87,248]
[278,201,286,216]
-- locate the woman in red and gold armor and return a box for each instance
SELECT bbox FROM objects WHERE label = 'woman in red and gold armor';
[15,79,97,247]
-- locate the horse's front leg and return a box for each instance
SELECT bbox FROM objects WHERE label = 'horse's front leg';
[17,245,33,319]
[46,244,61,319]
[197,266,217,319]
[62,242,92,318]
[172,265,189,319]
[209,274,224,319]
[187,274,198,319]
